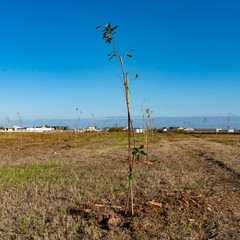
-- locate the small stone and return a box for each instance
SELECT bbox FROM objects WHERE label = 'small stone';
[108,216,122,226]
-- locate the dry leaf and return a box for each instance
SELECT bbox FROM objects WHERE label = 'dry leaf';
[146,200,162,207]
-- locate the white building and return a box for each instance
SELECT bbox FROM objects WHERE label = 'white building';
[216,128,222,133]
[184,128,194,132]
[134,128,144,133]
[85,126,99,132]
[5,125,23,131]
[26,127,54,132]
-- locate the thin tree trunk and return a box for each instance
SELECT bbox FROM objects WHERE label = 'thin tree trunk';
[124,72,135,215]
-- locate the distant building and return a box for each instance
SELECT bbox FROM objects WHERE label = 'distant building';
[184,128,194,132]
[102,127,110,132]
[216,128,222,133]
[26,127,54,132]
[52,126,69,131]
[134,128,143,133]
[86,126,99,132]
[162,127,168,132]
[75,128,86,132]
[5,125,24,131]
[168,126,184,132]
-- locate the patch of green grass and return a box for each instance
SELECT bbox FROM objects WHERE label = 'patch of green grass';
[210,140,239,146]
[20,218,30,227]
[0,163,58,188]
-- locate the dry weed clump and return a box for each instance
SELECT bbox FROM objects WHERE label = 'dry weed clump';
[0,132,240,239]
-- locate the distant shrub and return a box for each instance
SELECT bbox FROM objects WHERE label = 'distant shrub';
[109,127,125,132]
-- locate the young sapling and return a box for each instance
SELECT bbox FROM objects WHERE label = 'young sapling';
[97,23,146,215]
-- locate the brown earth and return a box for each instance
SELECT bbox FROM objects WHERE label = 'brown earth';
[0,132,239,239]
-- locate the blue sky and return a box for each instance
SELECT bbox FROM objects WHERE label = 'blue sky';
[0,0,239,122]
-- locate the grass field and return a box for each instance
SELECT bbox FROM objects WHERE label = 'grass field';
[0,132,239,239]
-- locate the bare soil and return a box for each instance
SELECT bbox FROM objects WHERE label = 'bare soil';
[0,132,239,239]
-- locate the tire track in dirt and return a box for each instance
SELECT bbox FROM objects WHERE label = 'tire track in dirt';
[176,138,240,190]
[146,137,240,239]
[152,137,240,191]
[198,150,240,180]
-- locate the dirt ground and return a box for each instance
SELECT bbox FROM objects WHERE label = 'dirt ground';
[0,132,239,239]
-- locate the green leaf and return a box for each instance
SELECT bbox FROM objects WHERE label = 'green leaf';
[140,150,147,155]
[106,37,113,43]
[109,55,115,61]
[105,23,110,29]
[132,148,138,155]
[110,25,118,31]
[96,25,102,30]
[103,32,108,39]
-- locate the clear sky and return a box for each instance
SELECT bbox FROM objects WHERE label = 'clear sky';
[0,0,239,122]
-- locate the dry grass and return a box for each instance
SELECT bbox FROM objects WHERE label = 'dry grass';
[0,132,240,239]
